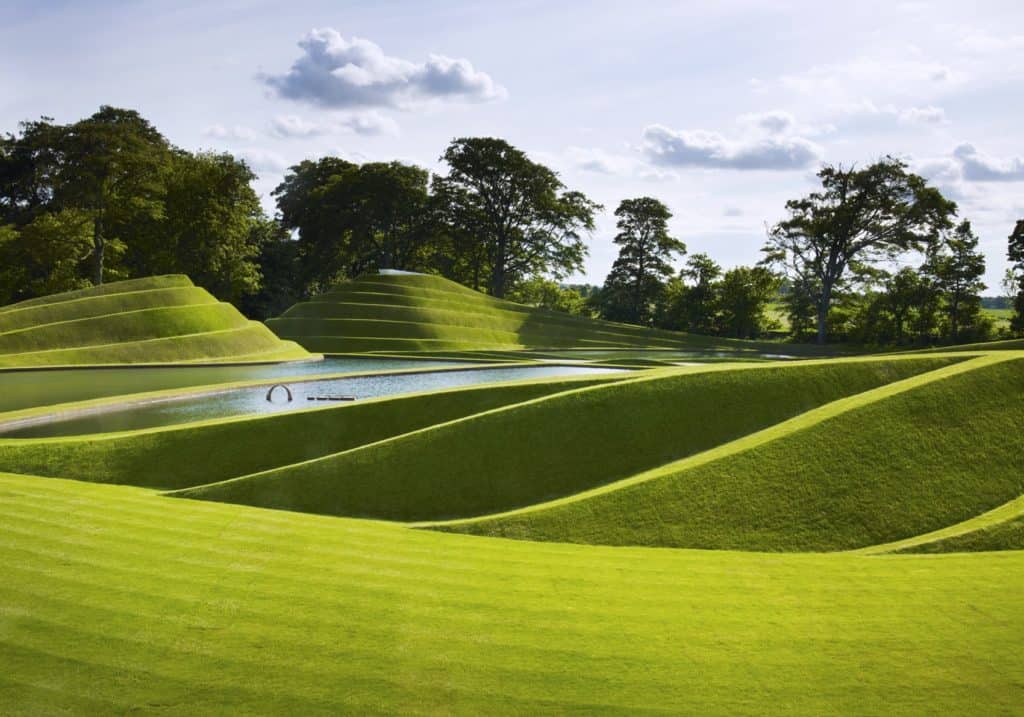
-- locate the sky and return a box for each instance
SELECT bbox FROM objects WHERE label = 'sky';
[3,0,1023,290]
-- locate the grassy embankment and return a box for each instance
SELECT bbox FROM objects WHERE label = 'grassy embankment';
[268,273,830,356]
[0,276,313,367]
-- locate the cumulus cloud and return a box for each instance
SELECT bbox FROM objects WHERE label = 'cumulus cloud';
[565,146,637,175]
[640,123,822,170]
[835,100,947,126]
[952,144,1024,182]
[738,110,795,135]
[233,148,289,173]
[270,111,398,138]
[202,123,259,141]
[262,28,506,109]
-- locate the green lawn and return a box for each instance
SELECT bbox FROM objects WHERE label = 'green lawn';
[2,472,1022,715]
[2,275,1023,715]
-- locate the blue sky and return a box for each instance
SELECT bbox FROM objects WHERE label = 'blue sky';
[3,0,1023,289]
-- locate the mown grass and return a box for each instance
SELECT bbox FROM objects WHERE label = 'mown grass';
[0,373,626,490]
[444,355,1024,552]
[0,276,314,367]
[2,471,1023,715]
[269,273,832,355]
[176,357,958,521]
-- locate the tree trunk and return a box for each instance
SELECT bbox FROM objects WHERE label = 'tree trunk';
[815,282,831,345]
[92,213,105,285]
[490,236,507,298]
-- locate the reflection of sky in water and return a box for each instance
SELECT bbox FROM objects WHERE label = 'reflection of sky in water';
[0,357,475,414]
[7,365,624,438]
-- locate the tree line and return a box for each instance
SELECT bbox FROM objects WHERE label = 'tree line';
[2,106,1021,346]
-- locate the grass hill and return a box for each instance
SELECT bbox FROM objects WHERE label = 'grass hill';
[174,356,959,521]
[0,276,313,367]
[268,272,818,355]
[439,354,1024,551]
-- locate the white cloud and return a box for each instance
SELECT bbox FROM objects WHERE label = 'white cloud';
[952,144,1024,182]
[956,31,1024,55]
[262,28,506,109]
[897,105,947,124]
[233,148,289,173]
[738,110,795,135]
[270,111,398,138]
[202,123,259,141]
[565,146,637,175]
[772,54,965,106]
[832,100,948,126]
[640,123,823,171]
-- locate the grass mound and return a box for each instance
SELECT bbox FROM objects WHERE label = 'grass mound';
[175,357,957,521]
[269,273,822,355]
[444,355,1024,552]
[0,373,626,490]
[0,275,313,367]
[2,472,1023,714]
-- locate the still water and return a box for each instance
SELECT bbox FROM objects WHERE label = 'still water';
[2,364,624,438]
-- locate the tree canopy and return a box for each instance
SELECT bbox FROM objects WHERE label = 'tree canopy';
[763,157,957,344]
[433,137,600,298]
[598,197,684,325]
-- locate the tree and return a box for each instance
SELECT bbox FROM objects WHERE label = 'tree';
[507,277,589,315]
[716,266,779,339]
[0,211,94,303]
[599,197,685,325]
[764,157,957,344]
[1009,220,1024,333]
[434,137,600,298]
[924,219,986,342]
[127,151,265,302]
[52,106,171,284]
[273,157,358,293]
[655,253,720,332]
[340,161,435,271]
[884,268,940,344]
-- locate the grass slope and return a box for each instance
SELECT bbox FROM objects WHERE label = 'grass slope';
[2,472,1023,715]
[269,273,827,355]
[0,276,312,367]
[855,495,1024,554]
[176,357,957,521]
[0,373,626,490]
[443,355,1024,552]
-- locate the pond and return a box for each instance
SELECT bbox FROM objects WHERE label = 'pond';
[0,357,478,414]
[0,364,625,438]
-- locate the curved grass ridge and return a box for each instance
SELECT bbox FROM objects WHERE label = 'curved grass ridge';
[269,273,826,355]
[0,371,628,490]
[438,354,1024,552]
[174,356,958,521]
[0,276,313,367]
[2,471,1023,714]
[856,495,1024,554]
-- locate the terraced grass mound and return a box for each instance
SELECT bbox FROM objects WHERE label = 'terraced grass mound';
[0,276,313,367]
[0,372,626,490]
[269,272,816,355]
[443,355,1024,552]
[176,357,957,521]
[2,472,1022,715]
